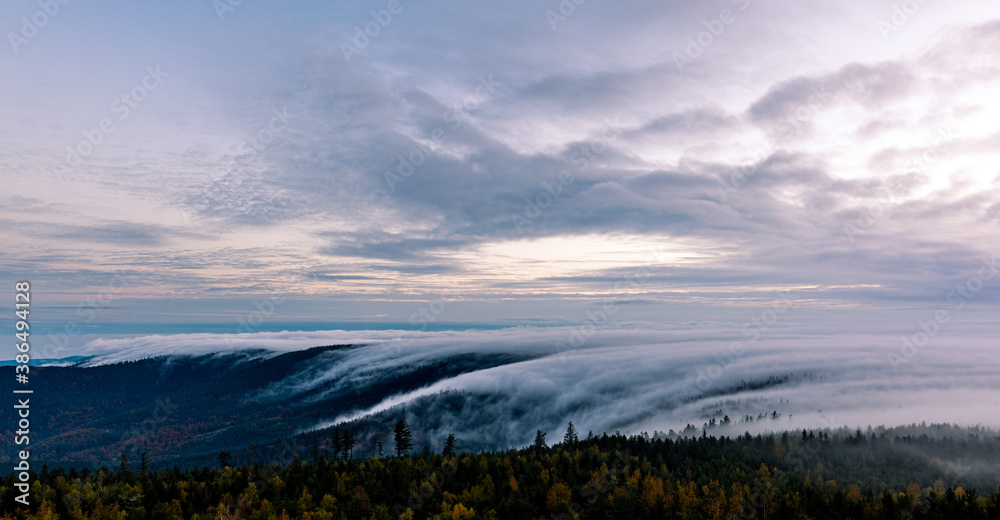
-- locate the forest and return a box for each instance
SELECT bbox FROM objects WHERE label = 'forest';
[0,348,543,470]
[3,422,1000,520]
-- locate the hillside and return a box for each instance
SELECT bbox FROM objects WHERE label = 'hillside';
[0,346,534,470]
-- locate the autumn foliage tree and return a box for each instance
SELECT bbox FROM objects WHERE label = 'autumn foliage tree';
[4,425,1000,520]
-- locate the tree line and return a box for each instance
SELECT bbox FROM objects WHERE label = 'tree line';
[3,422,1000,519]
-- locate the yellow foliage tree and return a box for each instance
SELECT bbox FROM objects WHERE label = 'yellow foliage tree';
[451,503,475,520]
[640,475,666,508]
[545,482,572,513]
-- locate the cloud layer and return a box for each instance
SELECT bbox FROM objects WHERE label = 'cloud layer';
[78,325,1000,449]
[3,2,1000,339]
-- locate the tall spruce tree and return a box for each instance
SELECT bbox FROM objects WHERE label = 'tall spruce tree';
[394,419,413,457]
[563,422,578,444]
[442,433,458,456]
[342,429,354,460]
[333,427,343,461]
[533,429,547,450]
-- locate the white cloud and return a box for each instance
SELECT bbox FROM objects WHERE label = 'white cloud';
[79,325,1000,447]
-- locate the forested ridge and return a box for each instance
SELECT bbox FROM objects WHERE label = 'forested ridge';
[4,424,1000,520]
[0,348,538,469]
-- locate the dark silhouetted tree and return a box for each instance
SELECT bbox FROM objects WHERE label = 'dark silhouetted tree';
[218,450,231,468]
[534,429,547,450]
[342,429,354,460]
[443,434,458,456]
[333,427,343,461]
[563,422,578,444]
[394,419,413,457]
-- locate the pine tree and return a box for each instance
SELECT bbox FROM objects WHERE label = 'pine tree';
[218,450,231,468]
[563,422,578,444]
[394,419,413,457]
[342,429,354,460]
[534,429,547,450]
[443,434,458,456]
[333,427,343,461]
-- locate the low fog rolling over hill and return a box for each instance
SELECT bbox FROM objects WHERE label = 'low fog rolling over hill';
[5,324,998,471]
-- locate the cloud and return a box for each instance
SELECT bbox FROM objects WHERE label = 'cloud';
[319,233,472,262]
[639,107,738,135]
[2,1,1000,336]
[298,271,379,282]
[11,220,203,247]
[748,61,916,129]
[76,325,1000,449]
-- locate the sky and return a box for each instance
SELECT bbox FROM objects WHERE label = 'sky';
[2,0,1000,357]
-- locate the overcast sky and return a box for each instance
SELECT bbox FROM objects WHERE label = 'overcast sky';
[3,0,1000,349]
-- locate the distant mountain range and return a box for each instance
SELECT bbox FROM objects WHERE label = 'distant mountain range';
[0,356,93,367]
